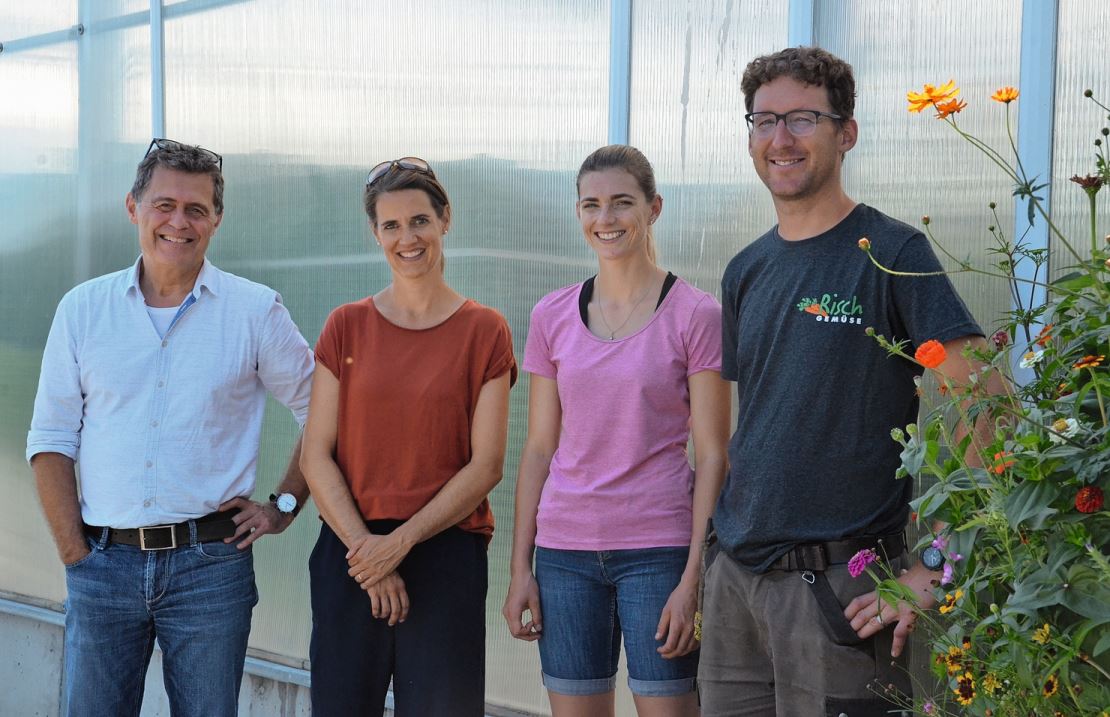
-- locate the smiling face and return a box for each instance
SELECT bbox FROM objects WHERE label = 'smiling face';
[576,168,660,263]
[371,188,450,279]
[748,76,857,204]
[126,166,222,280]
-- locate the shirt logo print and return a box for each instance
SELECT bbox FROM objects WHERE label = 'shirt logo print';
[795,293,864,325]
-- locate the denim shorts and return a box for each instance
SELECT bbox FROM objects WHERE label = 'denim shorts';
[534,545,698,697]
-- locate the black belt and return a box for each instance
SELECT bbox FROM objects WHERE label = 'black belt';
[84,509,239,551]
[769,532,906,572]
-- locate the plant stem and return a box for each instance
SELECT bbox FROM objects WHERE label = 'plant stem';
[1091,367,1108,428]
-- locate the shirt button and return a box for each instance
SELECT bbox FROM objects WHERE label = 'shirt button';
[143,499,152,507]
[151,420,159,427]
[161,340,168,347]
[157,381,165,388]
[146,460,153,468]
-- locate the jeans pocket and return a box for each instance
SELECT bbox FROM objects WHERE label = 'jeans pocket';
[64,537,102,569]
[195,540,250,560]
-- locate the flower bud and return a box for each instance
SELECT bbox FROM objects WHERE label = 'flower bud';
[1097,139,1104,147]
[989,603,999,613]
[988,201,997,209]
[906,423,918,437]
[988,225,995,232]
[1102,127,1109,136]
[864,326,875,336]
[1085,88,1094,97]
[891,427,905,442]
[858,237,871,251]
[922,215,931,225]
[913,375,922,387]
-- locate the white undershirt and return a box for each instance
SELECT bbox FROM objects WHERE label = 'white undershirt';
[145,304,179,339]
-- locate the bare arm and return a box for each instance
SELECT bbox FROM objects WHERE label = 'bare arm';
[656,369,731,658]
[31,452,88,566]
[220,434,309,548]
[502,374,561,640]
[846,335,1006,656]
[345,371,513,585]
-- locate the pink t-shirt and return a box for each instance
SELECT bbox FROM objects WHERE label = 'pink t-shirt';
[524,277,722,550]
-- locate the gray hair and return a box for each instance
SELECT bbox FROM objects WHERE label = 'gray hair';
[131,143,225,215]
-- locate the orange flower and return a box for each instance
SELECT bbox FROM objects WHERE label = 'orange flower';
[1034,324,1054,347]
[1076,486,1103,513]
[991,451,1016,475]
[907,80,959,113]
[934,98,967,119]
[914,339,947,369]
[991,86,1019,103]
[1074,354,1105,370]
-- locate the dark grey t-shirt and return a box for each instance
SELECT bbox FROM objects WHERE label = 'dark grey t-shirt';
[716,204,982,573]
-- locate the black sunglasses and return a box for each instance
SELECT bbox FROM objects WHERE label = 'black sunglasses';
[145,138,223,169]
[366,157,435,187]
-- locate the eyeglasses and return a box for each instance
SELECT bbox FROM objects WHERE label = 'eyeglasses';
[366,157,435,187]
[744,110,843,138]
[145,138,223,169]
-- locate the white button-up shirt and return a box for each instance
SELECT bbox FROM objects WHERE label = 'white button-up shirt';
[27,258,314,528]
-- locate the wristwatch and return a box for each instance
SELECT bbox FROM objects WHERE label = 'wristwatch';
[269,492,301,517]
[920,545,945,571]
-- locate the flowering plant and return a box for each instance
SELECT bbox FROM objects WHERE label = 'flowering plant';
[857,83,1110,714]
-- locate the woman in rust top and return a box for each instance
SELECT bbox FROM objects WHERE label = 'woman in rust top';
[301,158,516,717]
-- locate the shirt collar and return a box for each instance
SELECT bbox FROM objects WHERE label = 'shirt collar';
[123,256,220,299]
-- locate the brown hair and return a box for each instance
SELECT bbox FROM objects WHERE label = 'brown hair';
[131,144,224,214]
[741,46,856,119]
[576,145,659,264]
[363,168,450,226]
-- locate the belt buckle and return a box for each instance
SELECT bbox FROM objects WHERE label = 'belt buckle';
[139,524,177,551]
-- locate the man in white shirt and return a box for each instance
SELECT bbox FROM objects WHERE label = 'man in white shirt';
[26,139,315,717]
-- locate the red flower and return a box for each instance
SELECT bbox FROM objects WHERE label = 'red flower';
[1076,486,1103,513]
[991,451,1016,475]
[915,340,947,369]
[1074,354,1105,370]
[1034,324,1054,347]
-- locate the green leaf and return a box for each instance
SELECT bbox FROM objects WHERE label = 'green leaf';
[1062,565,1110,621]
[1003,480,1059,530]
[1053,271,1095,291]
[1094,629,1110,657]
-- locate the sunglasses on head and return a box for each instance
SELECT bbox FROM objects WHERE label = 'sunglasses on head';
[366,157,435,187]
[145,138,223,169]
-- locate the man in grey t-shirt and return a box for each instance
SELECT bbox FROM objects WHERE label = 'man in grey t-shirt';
[698,47,995,715]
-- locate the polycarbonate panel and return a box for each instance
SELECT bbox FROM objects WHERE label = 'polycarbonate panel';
[1051,0,1110,273]
[630,0,785,298]
[0,2,151,605]
[0,1,74,40]
[817,0,1022,335]
[163,1,608,711]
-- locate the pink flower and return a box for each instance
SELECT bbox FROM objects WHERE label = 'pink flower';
[923,702,935,714]
[848,548,879,578]
[931,535,948,551]
[941,563,954,585]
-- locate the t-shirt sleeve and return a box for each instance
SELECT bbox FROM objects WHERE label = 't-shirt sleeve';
[720,267,740,381]
[522,300,557,379]
[890,234,983,349]
[686,293,723,375]
[482,312,518,387]
[314,307,345,379]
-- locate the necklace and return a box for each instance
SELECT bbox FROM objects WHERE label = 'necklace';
[596,279,655,340]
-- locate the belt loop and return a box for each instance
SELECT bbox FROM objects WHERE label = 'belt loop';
[187,519,199,547]
[95,526,109,550]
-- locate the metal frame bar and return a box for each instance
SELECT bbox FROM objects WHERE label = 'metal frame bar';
[1012,0,1058,375]
[151,0,166,137]
[787,0,815,47]
[607,0,632,145]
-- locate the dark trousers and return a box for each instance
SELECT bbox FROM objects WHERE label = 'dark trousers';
[309,520,488,717]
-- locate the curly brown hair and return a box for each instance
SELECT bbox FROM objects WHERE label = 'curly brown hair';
[741,46,856,120]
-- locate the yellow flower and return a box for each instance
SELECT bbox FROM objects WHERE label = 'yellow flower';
[982,672,1003,696]
[943,645,964,674]
[907,79,959,113]
[991,86,1020,103]
[1042,673,1059,697]
[939,589,964,614]
[935,98,967,119]
[953,671,976,705]
[1033,622,1051,644]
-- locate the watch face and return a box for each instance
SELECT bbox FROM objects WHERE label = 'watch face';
[921,545,944,570]
[276,493,297,513]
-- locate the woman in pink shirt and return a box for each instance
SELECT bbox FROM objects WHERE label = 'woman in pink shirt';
[503,145,730,716]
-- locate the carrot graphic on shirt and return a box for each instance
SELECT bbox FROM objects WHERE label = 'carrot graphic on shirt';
[796,297,828,317]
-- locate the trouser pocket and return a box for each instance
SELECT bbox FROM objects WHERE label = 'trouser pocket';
[804,570,866,646]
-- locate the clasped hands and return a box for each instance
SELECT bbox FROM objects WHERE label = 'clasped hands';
[347,532,412,625]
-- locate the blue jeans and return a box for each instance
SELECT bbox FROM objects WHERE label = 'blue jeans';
[534,546,698,697]
[63,528,257,717]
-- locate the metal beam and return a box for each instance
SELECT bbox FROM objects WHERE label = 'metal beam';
[787,0,815,47]
[151,0,166,137]
[607,0,632,145]
[1012,0,1058,377]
